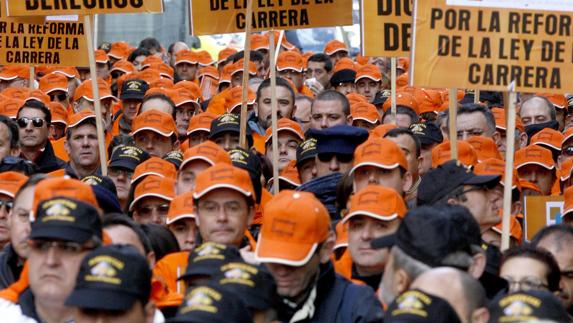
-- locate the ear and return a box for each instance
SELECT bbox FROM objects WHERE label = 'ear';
[146,251,156,269]
[492,131,502,147]
[319,230,335,264]
[291,104,298,119]
[519,132,528,149]
[447,197,459,205]
[64,138,71,156]
[394,268,411,296]
[246,206,254,228]
[9,147,20,158]
[173,139,180,150]
[402,171,413,194]
[144,301,156,323]
[511,200,522,216]
[346,114,353,125]
[253,102,259,117]
[468,252,486,279]
[471,307,490,323]
[416,155,424,176]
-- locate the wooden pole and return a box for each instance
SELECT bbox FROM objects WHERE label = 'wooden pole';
[448,88,458,160]
[84,15,108,176]
[390,57,397,124]
[501,83,517,251]
[29,66,35,89]
[274,30,284,65]
[269,31,279,194]
[474,89,480,104]
[239,0,253,149]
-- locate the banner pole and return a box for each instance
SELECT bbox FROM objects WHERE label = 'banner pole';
[501,82,517,251]
[29,66,35,89]
[84,14,108,176]
[239,0,253,149]
[391,57,397,124]
[269,31,279,194]
[448,88,458,160]
[474,89,480,104]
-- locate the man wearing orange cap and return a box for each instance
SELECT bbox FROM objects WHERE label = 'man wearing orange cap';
[309,90,352,130]
[255,190,383,322]
[0,66,30,92]
[73,78,116,132]
[132,110,179,158]
[38,73,70,109]
[167,41,189,67]
[355,64,383,103]
[0,172,27,250]
[324,39,349,65]
[264,118,304,173]
[384,128,422,204]
[130,175,175,225]
[251,78,296,135]
[515,145,556,196]
[166,192,197,251]
[63,110,101,179]
[174,49,199,82]
[277,51,313,96]
[193,163,255,248]
[0,116,20,162]
[176,140,230,194]
[17,101,65,173]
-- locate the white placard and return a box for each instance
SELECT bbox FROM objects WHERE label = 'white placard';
[446,0,573,12]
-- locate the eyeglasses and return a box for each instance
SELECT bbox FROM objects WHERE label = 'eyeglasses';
[49,93,67,102]
[137,204,170,217]
[197,201,245,217]
[17,117,45,128]
[562,145,573,157]
[317,153,354,163]
[29,239,93,254]
[0,200,13,212]
[504,277,548,292]
[108,168,134,179]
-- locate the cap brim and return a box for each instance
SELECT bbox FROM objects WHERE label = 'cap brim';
[120,93,145,101]
[264,127,304,144]
[254,236,317,267]
[65,288,138,311]
[175,60,198,66]
[45,87,69,94]
[132,127,173,138]
[187,128,210,135]
[193,184,252,200]
[561,208,573,218]
[129,193,173,211]
[350,162,401,175]
[180,156,215,170]
[355,75,381,83]
[352,116,378,124]
[166,214,195,225]
[516,161,555,170]
[276,66,303,73]
[30,226,92,243]
[0,189,15,199]
[463,174,502,186]
[342,211,399,224]
[370,234,396,249]
[68,115,96,129]
[108,160,138,171]
[326,48,348,56]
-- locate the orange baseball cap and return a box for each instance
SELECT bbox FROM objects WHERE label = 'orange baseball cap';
[1,87,29,100]
[175,50,199,66]
[0,65,29,80]
[268,160,302,188]
[519,180,541,193]
[47,102,68,126]
[467,136,502,162]
[39,73,68,94]
[219,63,233,85]
[371,124,398,138]
[67,109,96,129]
[95,50,109,64]
[32,177,98,219]
[355,64,382,83]
[141,55,163,69]
[131,110,177,138]
[135,68,162,84]
[333,58,357,73]
[166,192,196,225]
[0,172,28,199]
[538,93,567,110]
[474,158,519,190]
[110,59,136,74]
[224,86,255,113]
[334,220,348,250]
[324,39,348,56]
[198,66,219,81]
[492,215,523,244]
[351,137,408,174]
[382,92,418,114]
[491,107,525,133]
[344,185,407,223]
[530,127,563,152]
[0,98,23,118]
[277,51,304,73]
[230,59,257,77]
[264,118,304,144]
[562,128,573,146]
[346,92,368,105]
[562,186,573,219]
[514,145,555,170]
[149,78,174,89]
[73,78,116,102]
[129,175,175,211]
[396,73,409,89]
[193,163,254,201]
[173,87,201,109]
[196,50,215,67]
[218,47,238,64]
[108,41,130,60]
[559,158,573,182]
[52,66,80,79]
[26,90,50,106]
[180,140,231,170]
[351,102,379,124]
[432,140,478,168]
[414,88,443,115]
[147,63,174,80]
[187,112,217,136]
[250,34,269,51]
[255,190,330,266]
[132,157,177,183]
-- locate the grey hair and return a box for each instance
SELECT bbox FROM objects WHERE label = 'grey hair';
[392,245,431,281]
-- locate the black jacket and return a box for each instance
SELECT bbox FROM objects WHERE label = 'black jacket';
[0,244,23,290]
[31,140,65,174]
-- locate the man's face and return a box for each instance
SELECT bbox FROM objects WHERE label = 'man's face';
[348,215,400,276]
[310,99,348,130]
[265,132,301,172]
[520,98,552,126]
[356,79,381,103]
[176,160,211,194]
[176,104,197,138]
[457,184,503,231]
[49,90,69,108]
[18,107,50,150]
[298,159,317,184]
[353,166,405,196]
[387,134,419,180]
[456,112,491,140]
[168,218,198,251]
[353,120,377,131]
[294,98,312,133]
[132,196,171,225]
[8,186,33,259]
[329,51,348,65]
[383,113,413,129]
[335,82,356,96]
[134,131,175,158]
[419,145,435,177]
[65,123,100,169]
[122,99,141,123]
[266,252,321,299]
[76,301,151,323]
[212,133,240,152]
[0,195,13,246]
[108,167,133,204]
[50,123,66,140]
[315,153,353,177]
[140,98,174,116]
[256,86,295,130]
[306,61,331,89]
[105,225,146,256]
[500,256,550,293]
[537,237,573,312]
[0,122,16,161]
[517,165,555,196]
[75,98,113,130]
[196,189,252,247]
[28,239,91,307]
[189,131,210,148]
[175,62,198,81]
[96,62,109,80]
[277,69,303,90]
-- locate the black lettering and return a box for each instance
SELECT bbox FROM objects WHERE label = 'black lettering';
[468,63,479,84]
[550,68,561,88]
[384,24,400,51]
[26,0,39,10]
[236,12,245,29]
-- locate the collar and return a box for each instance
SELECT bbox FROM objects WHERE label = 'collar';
[18,288,40,322]
[351,264,382,290]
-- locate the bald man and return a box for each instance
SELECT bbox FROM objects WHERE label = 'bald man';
[410,267,489,323]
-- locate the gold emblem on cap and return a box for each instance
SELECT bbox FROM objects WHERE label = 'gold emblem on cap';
[181,287,221,314]
[127,80,141,90]
[503,301,533,317]
[86,255,125,285]
[42,199,76,223]
[194,243,225,262]
[391,290,431,317]
[220,263,257,287]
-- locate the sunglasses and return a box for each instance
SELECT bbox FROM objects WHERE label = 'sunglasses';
[317,153,354,163]
[137,204,170,217]
[49,93,67,102]
[17,117,45,128]
[0,200,13,212]
[562,145,573,157]
[29,239,93,254]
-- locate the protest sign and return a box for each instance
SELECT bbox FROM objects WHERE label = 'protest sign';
[6,0,163,16]
[189,0,353,36]
[411,0,573,94]
[361,0,412,57]
[447,0,573,12]
[523,195,564,241]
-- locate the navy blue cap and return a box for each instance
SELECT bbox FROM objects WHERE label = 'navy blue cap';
[178,242,243,283]
[164,150,183,170]
[385,289,462,323]
[120,79,148,101]
[330,69,356,87]
[296,138,317,167]
[209,113,253,148]
[488,290,570,323]
[409,122,443,146]
[306,125,369,156]
[108,145,150,172]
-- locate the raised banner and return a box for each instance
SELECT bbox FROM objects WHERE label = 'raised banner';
[411,0,573,94]
[189,0,353,36]
[6,0,163,16]
[447,0,573,12]
[361,0,412,57]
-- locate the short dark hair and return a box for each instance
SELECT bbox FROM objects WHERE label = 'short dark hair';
[138,37,162,53]
[520,96,557,121]
[313,90,350,116]
[66,118,97,140]
[383,105,419,125]
[501,245,561,292]
[256,77,295,104]
[128,48,151,62]
[232,50,264,64]
[0,115,19,149]
[385,128,421,158]
[139,223,180,262]
[531,224,573,248]
[102,213,153,256]
[141,93,177,122]
[307,53,333,72]
[451,103,496,135]
[17,100,52,126]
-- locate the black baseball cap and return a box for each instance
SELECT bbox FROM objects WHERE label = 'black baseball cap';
[384,289,462,323]
[296,138,317,167]
[209,113,253,148]
[307,125,369,156]
[229,147,262,204]
[65,244,151,311]
[120,79,148,101]
[30,197,102,244]
[417,160,501,206]
[108,145,150,171]
[488,290,570,323]
[371,205,482,268]
[164,150,183,170]
[330,69,356,87]
[169,283,252,323]
[81,175,122,214]
[178,242,243,283]
[372,90,390,106]
[409,122,443,146]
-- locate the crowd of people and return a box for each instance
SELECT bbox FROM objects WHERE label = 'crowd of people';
[0,31,568,322]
